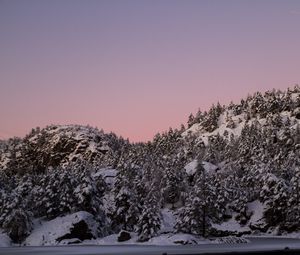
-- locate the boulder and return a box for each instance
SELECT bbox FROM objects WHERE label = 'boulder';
[56,220,94,242]
[117,230,131,242]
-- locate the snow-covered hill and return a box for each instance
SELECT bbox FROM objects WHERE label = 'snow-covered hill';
[0,86,299,246]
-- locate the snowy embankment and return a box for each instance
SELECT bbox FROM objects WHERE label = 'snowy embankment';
[20,208,210,246]
[0,232,11,247]
[0,208,299,247]
[0,208,251,247]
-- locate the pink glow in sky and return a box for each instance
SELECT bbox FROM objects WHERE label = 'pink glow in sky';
[1,0,300,142]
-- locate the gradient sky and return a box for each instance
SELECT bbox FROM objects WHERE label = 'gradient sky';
[1,0,300,142]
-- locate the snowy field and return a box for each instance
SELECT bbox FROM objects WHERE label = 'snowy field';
[0,238,300,255]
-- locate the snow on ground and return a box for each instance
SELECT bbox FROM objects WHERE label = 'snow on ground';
[247,200,265,225]
[212,200,270,237]
[184,160,218,176]
[212,213,250,233]
[181,112,247,145]
[93,168,117,187]
[184,160,198,175]
[282,232,300,239]
[160,209,176,233]
[24,211,98,246]
[87,233,211,246]
[202,161,218,174]
[212,201,266,234]
[90,233,138,245]
[0,231,11,247]
[148,233,210,245]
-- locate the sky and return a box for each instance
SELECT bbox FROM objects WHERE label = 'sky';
[0,0,300,142]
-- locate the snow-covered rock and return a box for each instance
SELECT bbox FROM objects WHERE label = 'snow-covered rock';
[93,167,117,187]
[24,211,98,246]
[184,160,198,176]
[248,201,268,232]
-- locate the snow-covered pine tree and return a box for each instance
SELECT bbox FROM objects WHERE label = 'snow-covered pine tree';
[260,173,289,230]
[187,113,195,128]
[201,103,223,132]
[72,162,103,215]
[210,173,230,222]
[203,134,227,164]
[175,192,205,235]
[161,165,182,207]
[33,166,78,219]
[176,160,216,237]
[111,165,141,232]
[286,167,300,231]
[3,208,32,243]
[137,190,161,242]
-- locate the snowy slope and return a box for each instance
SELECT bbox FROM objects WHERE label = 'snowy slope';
[24,212,98,246]
[212,200,267,234]
[182,90,300,145]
